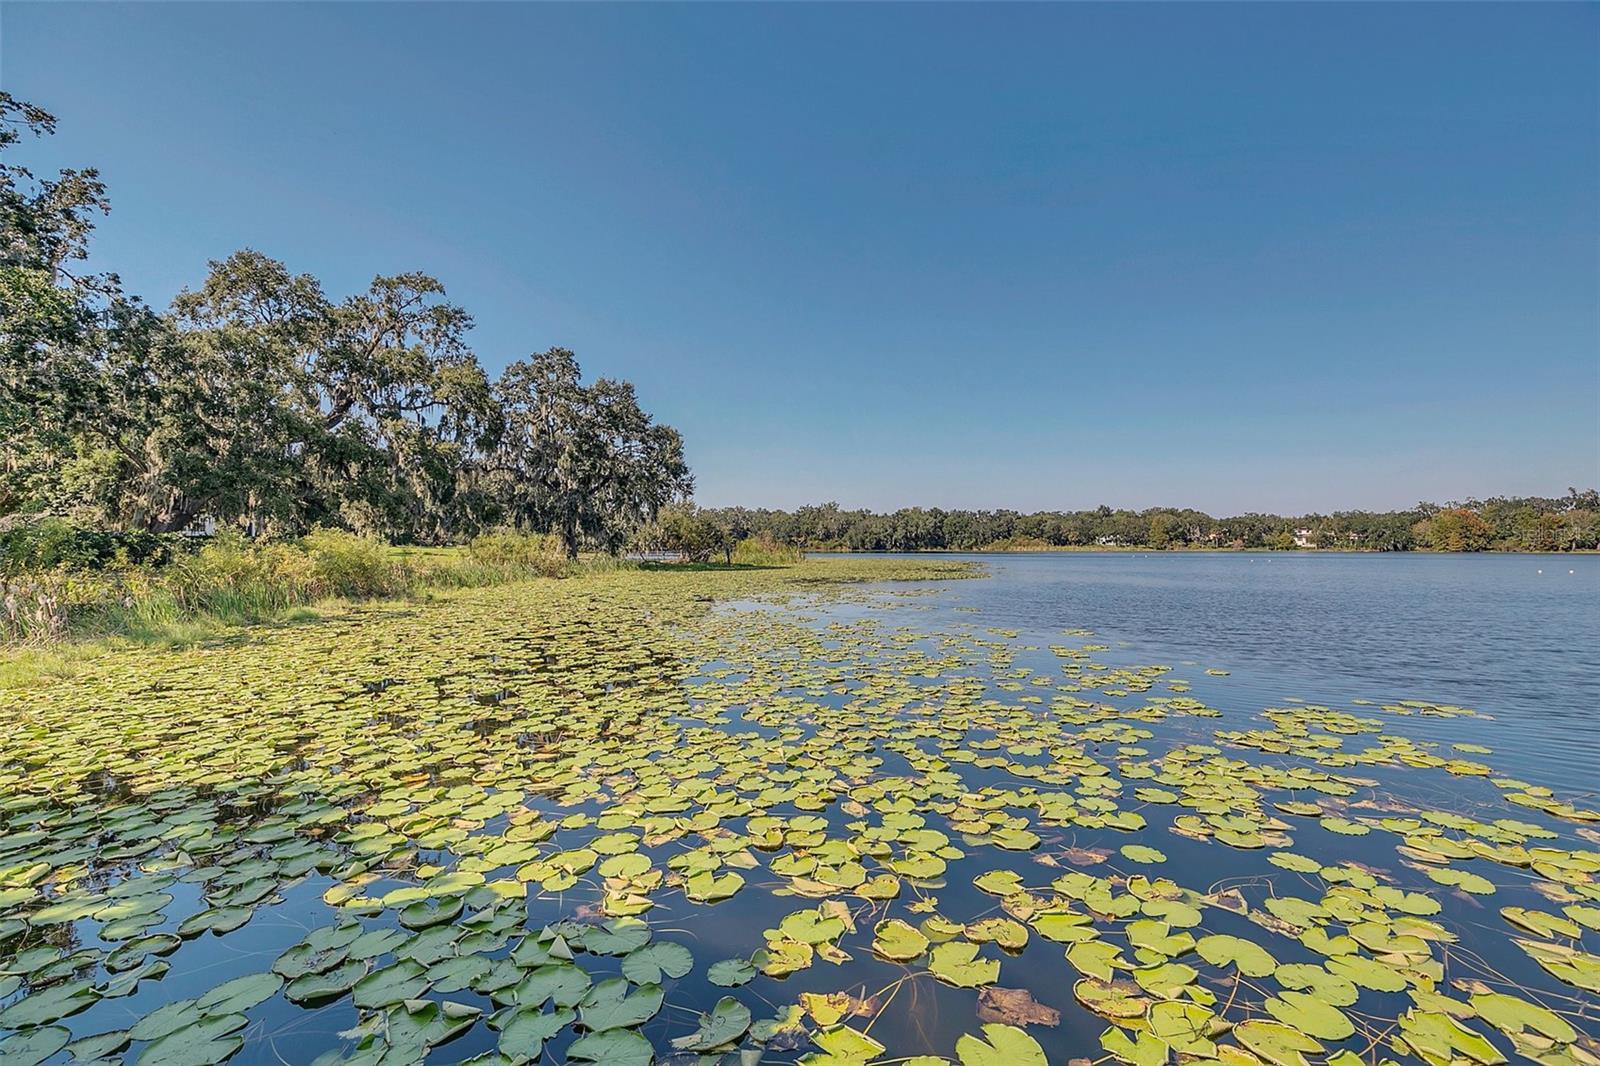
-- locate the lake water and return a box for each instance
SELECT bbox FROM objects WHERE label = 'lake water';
[831,551,1600,791]
[2,552,1596,1066]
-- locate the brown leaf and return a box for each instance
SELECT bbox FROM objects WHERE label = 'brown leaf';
[819,898,857,933]
[1060,846,1111,866]
[1000,891,1053,921]
[1204,888,1249,915]
[1530,880,1582,904]
[977,986,1061,1028]
[1247,911,1302,938]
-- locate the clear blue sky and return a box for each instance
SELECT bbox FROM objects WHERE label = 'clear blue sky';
[5,2,1597,514]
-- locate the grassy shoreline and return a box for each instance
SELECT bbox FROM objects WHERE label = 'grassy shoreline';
[810,545,1600,555]
[0,554,977,689]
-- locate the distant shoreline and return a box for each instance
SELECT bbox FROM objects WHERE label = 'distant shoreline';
[807,546,1599,556]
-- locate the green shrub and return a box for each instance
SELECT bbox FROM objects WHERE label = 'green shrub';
[301,528,402,598]
[466,531,568,577]
[162,534,314,617]
[0,517,185,575]
[730,535,803,566]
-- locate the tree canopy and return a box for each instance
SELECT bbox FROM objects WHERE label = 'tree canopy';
[697,492,1600,553]
[1,94,691,554]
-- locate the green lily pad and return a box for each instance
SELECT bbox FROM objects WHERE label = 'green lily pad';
[707,958,757,986]
[684,870,744,902]
[578,977,663,1032]
[1273,963,1357,1006]
[1470,991,1576,1044]
[285,959,366,1002]
[928,942,999,988]
[0,978,98,1029]
[135,1013,248,1066]
[1326,953,1409,993]
[567,1028,653,1066]
[955,1023,1047,1066]
[195,972,283,1015]
[873,918,930,961]
[352,960,430,1008]
[128,1000,201,1044]
[1264,991,1354,1040]
[495,1006,573,1060]
[1234,1019,1323,1066]
[778,908,846,945]
[514,963,591,1008]
[670,995,751,1051]
[1195,933,1277,977]
[620,942,692,985]
[581,918,652,956]
[808,1025,884,1063]
[0,1026,71,1066]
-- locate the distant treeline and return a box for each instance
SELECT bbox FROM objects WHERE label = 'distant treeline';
[696,492,1600,552]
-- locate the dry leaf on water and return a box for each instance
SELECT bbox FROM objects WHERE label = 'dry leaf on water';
[977,986,1061,1028]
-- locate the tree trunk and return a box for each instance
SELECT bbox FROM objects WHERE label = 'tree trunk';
[148,503,202,534]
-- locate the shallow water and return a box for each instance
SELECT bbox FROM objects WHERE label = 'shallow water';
[0,557,1595,1066]
[830,551,1600,790]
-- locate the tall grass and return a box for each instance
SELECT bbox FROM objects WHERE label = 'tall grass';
[0,529,584,648]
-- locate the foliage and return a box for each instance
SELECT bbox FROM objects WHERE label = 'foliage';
[1415,507,1495,552]
[1,571,83,643]
[1,95,689,556]
[464,530,568,577]
[491,350,692,558]
[637,510,806,567]
[1,529,610,646]
[0,516,184,575]
[730,534,803,566]
[641,504,734,563]
[699,489,1600,553]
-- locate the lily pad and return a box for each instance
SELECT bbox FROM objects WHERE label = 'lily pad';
[955,1023,1047,1066]
[1234,1019,1323,1066]
[620,942,693,985]
[928,942,999,988]
[1195,933,1277,977]
[566,1028,653,1066]
[670,995,751,1051]
[873,918,930,961]
[707,958,757,987]
[1264,991,1354,1040]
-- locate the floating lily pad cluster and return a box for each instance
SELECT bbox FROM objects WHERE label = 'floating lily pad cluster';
[0,559,1594,1066]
